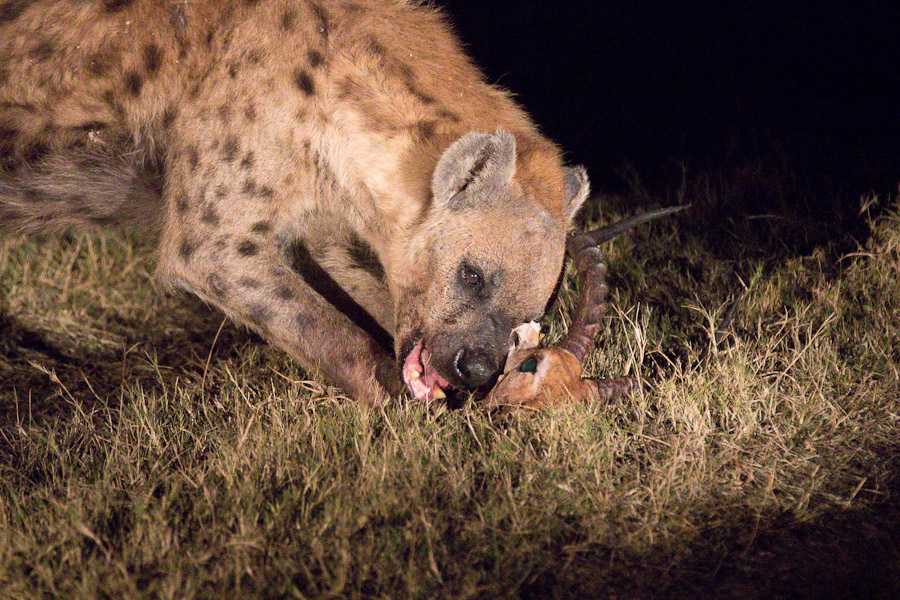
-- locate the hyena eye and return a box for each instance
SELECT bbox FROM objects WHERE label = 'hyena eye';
[459,263,483,288]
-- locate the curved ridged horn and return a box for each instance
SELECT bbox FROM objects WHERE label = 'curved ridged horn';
[560,205,689,363]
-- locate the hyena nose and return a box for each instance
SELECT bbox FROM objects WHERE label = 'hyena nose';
[453,347,498,388]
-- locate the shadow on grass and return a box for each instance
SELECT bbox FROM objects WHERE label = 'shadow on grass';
[0,299,260,425]
[521,483,900,599]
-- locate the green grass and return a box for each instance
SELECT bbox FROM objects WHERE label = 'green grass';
[2,181,899,598]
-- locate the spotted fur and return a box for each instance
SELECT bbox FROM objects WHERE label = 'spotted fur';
[0,0,590,403]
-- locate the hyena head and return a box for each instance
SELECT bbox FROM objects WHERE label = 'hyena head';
[393,129,590,401]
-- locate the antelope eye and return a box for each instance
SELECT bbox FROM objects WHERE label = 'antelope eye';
[460,264,482,288]
[518,357,538,373]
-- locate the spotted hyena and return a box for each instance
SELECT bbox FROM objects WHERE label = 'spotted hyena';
[0,0,591,403]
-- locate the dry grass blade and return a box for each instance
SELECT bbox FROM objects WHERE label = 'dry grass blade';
[1,194,899,598]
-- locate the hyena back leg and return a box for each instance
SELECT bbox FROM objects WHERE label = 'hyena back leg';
[157,206,402,404]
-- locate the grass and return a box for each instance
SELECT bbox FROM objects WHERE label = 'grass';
[1,175,899,598]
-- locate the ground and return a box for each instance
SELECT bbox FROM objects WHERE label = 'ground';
[1,163,899,598]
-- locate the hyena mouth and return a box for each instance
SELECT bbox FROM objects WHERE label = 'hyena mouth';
[402,339,451,402]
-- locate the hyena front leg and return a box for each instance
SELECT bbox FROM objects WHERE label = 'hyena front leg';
[156,189,402,404]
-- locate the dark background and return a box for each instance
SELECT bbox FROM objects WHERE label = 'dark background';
[441,1,899,202]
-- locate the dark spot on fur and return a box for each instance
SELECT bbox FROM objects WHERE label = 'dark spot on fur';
[240,152,255,170]
[250,220,271,234]
[207,273,228,298]
[367,37,388,60]
[22,142,50,164]
[214,183,228,199]
[348,234,386,281]
[177,41,191,60]
[415,120,437,139]
[221,136,239,162]
[281,9,296,30]
[0,125,17,141]
[405,80,435,105]
[0,1,27,24]
[237,240,259,257]
[103,0,133,13]
[204,30,214,47]
[22,187,41,202]
[86,47,118,77]
[276,285,295,301]
[244,103,257,122]
[30,38,56,61]
[143,43,163,75]
[161,107,177,129]
[336,76,356,101]
[238,276,261,289]
[124,71,143,96]
[188,80,202,100]
[366,36,435,106]
[0,67,9,85]
[438,109,461,123]
[201,205,220,226]
[218,103,232,123]
[187,146,199,172]
[179,239,196,260]
[344,2,365,14]
[308,2,330,39]
[227,62,239,78]
[89,213,118,227]
[239,179,274,198]
[307,50,325,68]
[101,90,124,117]
[246,49,262,65]
[247,303,273,326]
[293,69,315,96]
[175,194,189,213]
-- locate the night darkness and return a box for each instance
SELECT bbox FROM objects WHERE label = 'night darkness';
[441,1,899,202]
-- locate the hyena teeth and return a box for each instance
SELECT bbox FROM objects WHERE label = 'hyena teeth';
[432,387,447,400]
[410,370,421,380]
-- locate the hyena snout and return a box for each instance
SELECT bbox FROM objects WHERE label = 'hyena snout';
[452,346,500,388]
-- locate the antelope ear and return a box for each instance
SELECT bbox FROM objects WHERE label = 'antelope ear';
[563,165,591,222]
[432,129,517,209]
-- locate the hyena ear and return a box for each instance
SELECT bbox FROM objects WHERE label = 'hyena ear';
[432,129,517,209]
[563,165,591,222]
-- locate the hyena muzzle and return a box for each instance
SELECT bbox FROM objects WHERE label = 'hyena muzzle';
[0,0,591,404]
